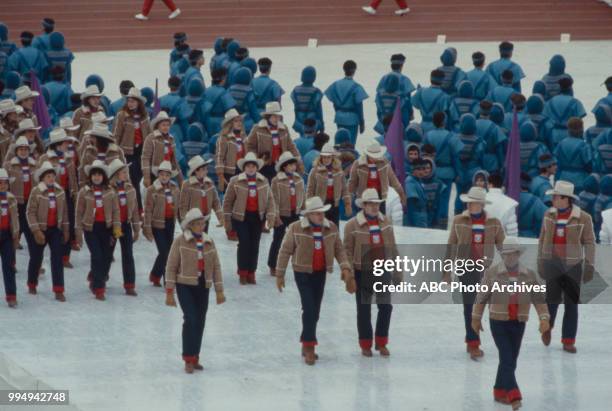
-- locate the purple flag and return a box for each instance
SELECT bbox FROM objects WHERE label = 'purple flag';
[504,108,521,203]
[384,97,405,184]
[152,78,161,117]
[29,71,52,132]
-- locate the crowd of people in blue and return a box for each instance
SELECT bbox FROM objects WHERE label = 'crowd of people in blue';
[1,19,612,242]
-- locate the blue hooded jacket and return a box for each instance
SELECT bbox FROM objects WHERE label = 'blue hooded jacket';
[228,68,259,133]
[436,48,467,96]
[541,55,573,101]
[291,66,324,134]
[449,80,479,128]
[519,121,550,177]
[45,32,74,84]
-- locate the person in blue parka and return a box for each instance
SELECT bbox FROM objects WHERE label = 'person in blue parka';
[405,122,424,146]
[490,102,508,135]
[176,78,205,139]
[198,67,236,137]
[0,51,8,83]
[503,93,528,133]
[454,113,486,213]
[592,76,612,114]
[0,23,17,57]
[376,53,416,99]
[86,74,112,115]
[472,169,489,191]
[141,87,156,118]
[554,117,592,193]
[422,111,464,226]
[518,173,547,238]
[241,57,257,77]
[436,47,467,96]
[324,60,368,146]
[404,159,429,228]
[252,57,284,114]
[530,154,556,206]
[412,70,451,134]
[169,32,189,71]
[302,132,330,176]
[374,73,412,134]
[594,174,612,241]
[487,69,515,112]
[0,71,20,100]
[180,49,205,97]
[466,51,497,102]
[593,126,612,175]
[110,80,135,116]
[577,174,600,219]
[519,121,550,177]
[228,67,260,133]
[543,77,586,149]
[44,32,74,84]
[541,54,573,101]
[159,76,183,117]
[32,18,55,52]
[208,37,224,72]
[179,123,209,174]
[290,66,324,135]
[43,65,73,116]
[486,41,525,92]
[294,118,316,158]
[525,94,554,148]
[170,44,190,78]
[532,80,547,99]
[8,31,48,82]
[586,104,611,146]
[449,80,479,129]
[227,46,248,87]
[476,100,507,174]
[212,38,233,72]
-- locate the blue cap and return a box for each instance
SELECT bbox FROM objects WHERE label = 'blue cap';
[301,66,316,85]
[233,67,252,86]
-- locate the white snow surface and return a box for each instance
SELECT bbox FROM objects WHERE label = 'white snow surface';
[1,41,612,411]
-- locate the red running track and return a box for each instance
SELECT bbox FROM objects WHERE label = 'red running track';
[1,0,612,52]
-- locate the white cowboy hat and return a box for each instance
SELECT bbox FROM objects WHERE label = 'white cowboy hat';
[237,152,263,171]
[90,111,114,124]
[300,196,331,215]
[545,180,579,201]
[151,110,175,129]
[0,168,15,183]
[187,155,213,177]
[81,85,103,100]
[59,116,80,131]
[107,158,131,179]
[222,108,244,127]
[14,118,41,137]
[460,186,491,204]
[275,151,298,173]
[152,160,179,177]
[355,188,385,208]
[499,236,526,255]
[0,99,21,116]
[364,143,387,159]
[125,87,146,104]
[261,101,282,116]
[84,160,109,178]
[181,207,210,231]
[13,136,30,150]
[34,161,58,182]
[14,86,40,103]
[84,123,115,141]
[46,128,72,146]
[319,142,338,156]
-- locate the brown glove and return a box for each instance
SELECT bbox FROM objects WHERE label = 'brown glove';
[165,290,177,307]
[216,291,226,305]
[34,230,46,245]
[471,318,483,335]
[113,226,123,239]
[345,277,357,294]
[539,319,550,334]
[276,276,285,292]
[143,229,154,242]
[217,173,226,192]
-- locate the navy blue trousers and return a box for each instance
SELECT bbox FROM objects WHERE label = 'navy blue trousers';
[151,218,175,281]
[544,259,581,344]
[28,227,64,292]
[355,270,393,348]
[267,213,298,269]
[112,222,136,288]
[490,319,525,402]
[0,230,16,299]
[176,279,209,360]
[294,271,326,345]
[85,222,112,293]
[233,212,263,273]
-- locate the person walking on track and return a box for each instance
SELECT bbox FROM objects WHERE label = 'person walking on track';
[135,0,181,21]
[362,1,410,16]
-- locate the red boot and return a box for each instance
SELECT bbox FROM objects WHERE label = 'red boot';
[247,271,256,284]
[238,270,248,285]
[149,273,161,287]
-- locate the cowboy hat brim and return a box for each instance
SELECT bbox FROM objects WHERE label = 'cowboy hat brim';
[500,245,526,255]
[275,157,298,173]
[459,194,492,204]
[84,130,115,141]
[188,159,213,176]
[365,146,387,159]
[81,92,103,100]
[355,198,385,208]
[300,204,332,215]
[14,125,42,137]
[544,189,579,201]
[152,167,180,178]
[222,112,245,127]
[84,164,109,178]
[34,166,59,182]
[109,163,132,179]
[237,157,264,171]
[181,213,210,231]
[151,116,176,129]
[15,91,40,103]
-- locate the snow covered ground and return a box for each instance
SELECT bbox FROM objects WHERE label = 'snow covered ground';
[1,41,612,411]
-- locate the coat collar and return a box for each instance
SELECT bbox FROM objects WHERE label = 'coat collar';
[36,182,62,192]
[548,205,582,221]
[153,179,178,190]
[45,149,74,159]
[10,156,36,166]
[357,155,384,166]
[459,209,490,220]
[355,210,385,226]
[256,119,288,131]
[153,129,173,140]
[300,216,331,229]
[183,229,212,243]
[237,172,266,182]
[276,171,300,181]
[188,175,213,185]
